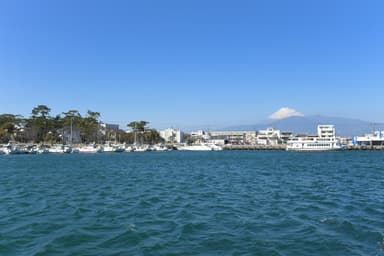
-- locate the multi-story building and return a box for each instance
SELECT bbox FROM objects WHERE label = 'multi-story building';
[159,128,184,143]
[100,123,119,135]
[209,131,257,145]
[190,130,210,141]
[100,123,120,141]
[317,125,336,138]
[256,127,282,145]
[352,131,384,146]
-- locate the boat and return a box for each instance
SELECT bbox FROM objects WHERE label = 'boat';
[133,144,150,152]
[103,144,116,153]
[47,145,72,154]
[151,144,171,151]
[2,142,29,154]
[103,143,125,153]
[286,137,342,151]
[78,144,103,153]
[125,145,134,152]
[34,145,49,154]
[70,147,79,154]
[286,125,343,151]
[178,143,223,151]
[47,145,64,154]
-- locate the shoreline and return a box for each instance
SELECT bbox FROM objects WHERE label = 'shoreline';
[2,142,384,153]
[223,145,384,150]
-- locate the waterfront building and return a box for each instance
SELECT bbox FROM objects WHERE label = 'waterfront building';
[280,131,293,144]
[317,124,336,138]
[256,127,282,145]
[100,123,120,141]
[159,128,184,143]
[352,131,384,146]
[340,137,353,146]
[209,131,257,145]
[190,130,211,141]
[100,123,119,135]
[207,139,226,146]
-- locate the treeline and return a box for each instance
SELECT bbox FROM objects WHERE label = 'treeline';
[0,105,164,145]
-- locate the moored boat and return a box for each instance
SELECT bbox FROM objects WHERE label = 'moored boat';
[78,145,103,153]
[286,125,343,151]
[178,143,223,151]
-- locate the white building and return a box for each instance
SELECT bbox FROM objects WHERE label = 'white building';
[352,131,384,146]
[317,125,336,138]
[256,127,282,145]
[159,128,183,143]
[191,130,211,141]
[99,123,119,135]
[209,131,257,145]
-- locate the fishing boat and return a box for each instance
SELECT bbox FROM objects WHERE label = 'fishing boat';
[78,144,103,153]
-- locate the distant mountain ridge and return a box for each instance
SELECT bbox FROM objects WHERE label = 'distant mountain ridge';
[224,115,384,136]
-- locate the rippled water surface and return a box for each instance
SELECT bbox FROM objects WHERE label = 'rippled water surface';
[1,151,384,255]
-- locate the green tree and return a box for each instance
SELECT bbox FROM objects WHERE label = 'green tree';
[142,129,164,145]
[30,105,52,143]
[127,120,149,132]
[61,110,81,144]
[81,110,101,143]
[62,110,82,128]
[127,120,150,144]
[32,105,51,118]
[0,114,18,143]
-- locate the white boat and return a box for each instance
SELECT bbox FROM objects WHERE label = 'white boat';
[2,142,29,154]
[286,137,342,151]
[46,145,72,154]
[151,144,170,151]
[125,146,134,152]
[133,145,150,152]
[286,125,343,151]
[207,143,224,151]
[35,146,49,154]
[78,145,103,153]
[103,143,125,153]
[103,144,115,152]
[178,143,223,151]
[70,147,79,154]
[47,145,64,154]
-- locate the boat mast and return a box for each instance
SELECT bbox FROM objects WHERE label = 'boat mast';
[70,116,73,145]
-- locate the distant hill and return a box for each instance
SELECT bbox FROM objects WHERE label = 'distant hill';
[224,115,384,136]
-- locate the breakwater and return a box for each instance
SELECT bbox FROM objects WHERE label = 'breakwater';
[223,144,286,150]
[223,144,384,150]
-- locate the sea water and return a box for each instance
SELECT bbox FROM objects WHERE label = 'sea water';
[0,151,383,255]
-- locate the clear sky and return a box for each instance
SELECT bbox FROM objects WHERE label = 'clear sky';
[0,0,383,130]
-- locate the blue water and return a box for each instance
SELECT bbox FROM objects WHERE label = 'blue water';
[0,151,383,255]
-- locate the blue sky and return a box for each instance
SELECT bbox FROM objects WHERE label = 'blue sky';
[0,0,383,130]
